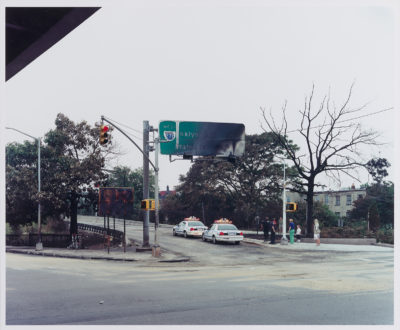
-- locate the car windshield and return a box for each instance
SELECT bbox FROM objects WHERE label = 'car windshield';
[218,224,237,230]
[188,221,204,226]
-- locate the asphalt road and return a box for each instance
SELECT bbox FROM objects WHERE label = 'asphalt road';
[5,216,394,325]
[6,253,393,325]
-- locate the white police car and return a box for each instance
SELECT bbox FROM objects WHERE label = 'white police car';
[172,217,208,238]
[202,218,243,244]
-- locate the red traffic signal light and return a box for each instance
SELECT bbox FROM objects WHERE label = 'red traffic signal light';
[100,125,109,145]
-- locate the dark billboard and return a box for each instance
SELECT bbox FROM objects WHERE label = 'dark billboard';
[98,187,134,218]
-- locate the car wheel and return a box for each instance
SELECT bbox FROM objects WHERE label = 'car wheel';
[173,230,176,236]
[202,234,206,242]
[235,241,240,245]
[184,231,188,238]
[212,236,217,244]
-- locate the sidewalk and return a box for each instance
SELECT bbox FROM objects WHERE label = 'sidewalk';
[5,245,190,263]
[244,237,394,252]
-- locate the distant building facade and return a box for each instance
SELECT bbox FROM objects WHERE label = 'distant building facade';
[286,183,367,221]
[159,185,176,204]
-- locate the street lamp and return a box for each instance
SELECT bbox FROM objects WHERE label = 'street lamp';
[274,156,289,245]
[6,127,43,250]
[281,161,288,245]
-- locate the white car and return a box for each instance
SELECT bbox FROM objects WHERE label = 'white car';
[173,218,208,238]
[202,223,243,244]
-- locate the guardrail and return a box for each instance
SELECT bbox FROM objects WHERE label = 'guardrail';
[77,223,124,242]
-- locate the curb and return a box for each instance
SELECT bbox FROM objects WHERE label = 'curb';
[6,248,190,263]
[372,243,394,248]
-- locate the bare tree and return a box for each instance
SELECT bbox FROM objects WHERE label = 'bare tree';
[261,83,382,236]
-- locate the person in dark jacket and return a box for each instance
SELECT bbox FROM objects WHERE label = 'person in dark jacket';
[270,221,276,244]
[261,217,270,242]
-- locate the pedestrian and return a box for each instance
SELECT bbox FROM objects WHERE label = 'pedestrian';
[288,218,295,244]
[255,215,260,235]
[314,218,321,246]
[278,216,283,233]
[261,217,270,242]
[296,224,302,242]
[269,221,276,244]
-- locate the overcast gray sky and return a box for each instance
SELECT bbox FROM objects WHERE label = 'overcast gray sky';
[3,0,396,192]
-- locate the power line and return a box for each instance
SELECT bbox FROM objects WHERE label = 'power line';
[102,116,143,141]
[287,107,393,133]
[103,116,143,135]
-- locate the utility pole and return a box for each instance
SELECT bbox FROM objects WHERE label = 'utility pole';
[142,121,150,247]
[152,136,161,257]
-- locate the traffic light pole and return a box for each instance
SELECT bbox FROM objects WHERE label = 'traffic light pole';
[100,116,160,253]
[142,121,150,247]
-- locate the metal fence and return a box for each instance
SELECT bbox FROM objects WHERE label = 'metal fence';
[6,233,70,247]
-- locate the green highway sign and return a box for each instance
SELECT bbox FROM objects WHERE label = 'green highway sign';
[159,121,245,157]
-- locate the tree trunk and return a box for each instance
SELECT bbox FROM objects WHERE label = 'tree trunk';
[306,181,314,237]
[69,192,78,239]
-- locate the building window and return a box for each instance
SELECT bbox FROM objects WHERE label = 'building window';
[335,212,340,217]
[325,195,329,205]
[346,195,352,205]
[346,210,351,218]
[335,195,340,206]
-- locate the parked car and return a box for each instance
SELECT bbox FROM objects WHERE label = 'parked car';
[202,218,243,244]
[172,217,208,238]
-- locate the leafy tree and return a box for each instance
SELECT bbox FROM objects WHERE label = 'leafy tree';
[41,113,113,237]
[350,182,394,227]
[368,202,380,232]
[6,113,114,240]
[350,158,393,227]
[261,83,382,236]
[365,158,390,184]
[6,141,40,228]
[293,201,338,229]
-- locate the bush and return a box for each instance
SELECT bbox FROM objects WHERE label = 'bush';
[6,222,14,235]
[42,217,69,234]
[376,228,394,244]
[20,223,38,234]
[321,226,374,238]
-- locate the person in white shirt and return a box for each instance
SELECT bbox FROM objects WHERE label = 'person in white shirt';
[295,225,302,242]
[314,219,321,246]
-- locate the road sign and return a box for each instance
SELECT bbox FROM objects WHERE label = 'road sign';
[159,121,245,157]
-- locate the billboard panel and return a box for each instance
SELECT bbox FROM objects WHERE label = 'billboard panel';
[98,187,134,218]
[159,121,245,157]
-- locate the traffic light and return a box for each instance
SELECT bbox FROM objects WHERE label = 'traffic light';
[141,199,155,211]
[99,125,109,145]
[286,202,297,212]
